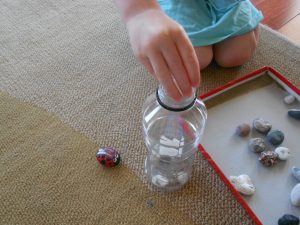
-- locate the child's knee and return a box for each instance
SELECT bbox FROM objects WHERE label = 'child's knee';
[194,46,213,70]
[214,30,258,68]
[215,47,254,67]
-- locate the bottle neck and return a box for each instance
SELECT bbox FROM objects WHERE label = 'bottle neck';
[156,85,196,112]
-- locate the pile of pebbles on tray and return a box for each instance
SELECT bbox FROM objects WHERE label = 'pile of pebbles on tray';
[231,94,300,224]
[231,117,290,197]
[237,118,288,167]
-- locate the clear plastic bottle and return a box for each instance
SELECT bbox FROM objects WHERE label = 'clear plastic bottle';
[142,85,207,192]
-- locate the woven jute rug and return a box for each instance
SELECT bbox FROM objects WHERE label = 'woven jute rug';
[1,0,300,224]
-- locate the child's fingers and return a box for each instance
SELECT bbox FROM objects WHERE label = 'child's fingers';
[148,52,182,101]
[173,30,201,87]
[161,41,192,97]
[140,57,155,78]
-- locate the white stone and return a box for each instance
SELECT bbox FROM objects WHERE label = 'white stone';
[284,95,296,104]
[152,174,169,187]
[275,147,291,160]
[230,174,255,196]
[291,183,300,207]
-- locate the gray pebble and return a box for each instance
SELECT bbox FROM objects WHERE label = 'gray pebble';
[248,138,266,153]
[288,109,300,121]
[253,118,272,134]
[235,123,251,137]
[292,167,300,182]
[267,130,284,146]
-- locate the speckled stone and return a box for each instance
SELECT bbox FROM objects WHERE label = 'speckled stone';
[253,118,272,134]
[291,183,300,207]
[248,138,266,153]
[259,151,279,167]
[96,147,121,167]
[284,95,296,104]
[267,130,284,146]
[278,214,299,225]
[291,167,300,182]
[288,109,300,121]
[235,123,251,137]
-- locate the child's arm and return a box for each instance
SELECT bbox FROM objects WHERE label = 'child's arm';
[116,0,200,101]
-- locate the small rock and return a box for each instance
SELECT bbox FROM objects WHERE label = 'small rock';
[292,167,300,182]
[259,151,279,167]
[152,174,169,188]
[96,147,121,167]
[248,138,266,153]
[284,95,296,104]
[275,147,291,160]
[288,109,300,121]
[267,130,284,146]
[229,174,255,195]
[278,214,299,225]
[291,183,300,207]
[146,199,154,208]
[235,123,251,137]
[253,118,272,134]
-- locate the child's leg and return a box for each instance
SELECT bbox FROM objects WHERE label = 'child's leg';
[213,27,260,67]
[194,45,213,70]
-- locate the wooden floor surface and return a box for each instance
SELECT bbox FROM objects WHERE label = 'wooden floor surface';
[252,0,300,43]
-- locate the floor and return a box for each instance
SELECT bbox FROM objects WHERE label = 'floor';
[252,0,300,44]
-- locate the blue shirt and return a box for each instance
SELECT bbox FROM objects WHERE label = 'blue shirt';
[158,0,264,46]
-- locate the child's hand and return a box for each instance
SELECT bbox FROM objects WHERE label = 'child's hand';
[126,9,200,101]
